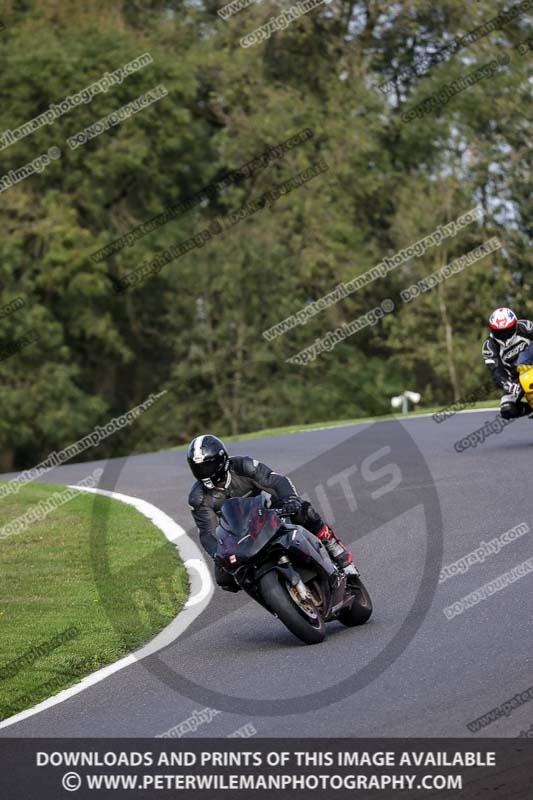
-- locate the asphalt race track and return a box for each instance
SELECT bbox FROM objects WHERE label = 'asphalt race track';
[1,410,532,738]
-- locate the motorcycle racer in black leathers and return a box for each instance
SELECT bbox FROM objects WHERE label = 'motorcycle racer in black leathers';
[482,307,533,419]
[187,434,358,592]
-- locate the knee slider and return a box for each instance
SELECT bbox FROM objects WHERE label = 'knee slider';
[501,402,518,420]
[303,502,321,524]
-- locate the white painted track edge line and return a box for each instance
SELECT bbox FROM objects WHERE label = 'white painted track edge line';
[0,488,213,730]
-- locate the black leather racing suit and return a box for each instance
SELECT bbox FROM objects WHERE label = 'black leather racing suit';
[188,455,325,589]
[482,319,533,418]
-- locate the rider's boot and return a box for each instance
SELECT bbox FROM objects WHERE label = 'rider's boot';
[316,524,360,578]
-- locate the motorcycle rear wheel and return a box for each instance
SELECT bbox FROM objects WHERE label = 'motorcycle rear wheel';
[260,570,326,644]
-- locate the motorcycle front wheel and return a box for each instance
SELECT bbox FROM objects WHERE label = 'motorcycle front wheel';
[338,577,373,627]
[260,570,326,645]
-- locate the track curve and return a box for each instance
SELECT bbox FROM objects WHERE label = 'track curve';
[1,409,532,738]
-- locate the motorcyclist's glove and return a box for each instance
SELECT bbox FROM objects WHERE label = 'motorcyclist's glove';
[280,496,303,516]
[503,380,521,398]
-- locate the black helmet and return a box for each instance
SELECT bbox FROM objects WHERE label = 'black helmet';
[187,434,229,488]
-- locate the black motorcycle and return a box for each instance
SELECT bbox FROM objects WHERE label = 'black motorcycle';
[215,495,372,644]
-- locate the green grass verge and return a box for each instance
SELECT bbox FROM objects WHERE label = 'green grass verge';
[173,399,501,449]
[0,480,188,721]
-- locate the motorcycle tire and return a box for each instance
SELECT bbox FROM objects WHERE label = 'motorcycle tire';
[260,570,326,645]
[338,577,373,627]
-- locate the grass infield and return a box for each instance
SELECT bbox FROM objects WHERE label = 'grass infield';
[0,480,188,721]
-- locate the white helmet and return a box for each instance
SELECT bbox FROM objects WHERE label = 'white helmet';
[489,307,517,344]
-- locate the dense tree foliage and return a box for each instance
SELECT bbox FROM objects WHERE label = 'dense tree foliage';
[0,0,531,469]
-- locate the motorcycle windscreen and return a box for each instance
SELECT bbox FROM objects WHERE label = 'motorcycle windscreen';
[216,495,281,563]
